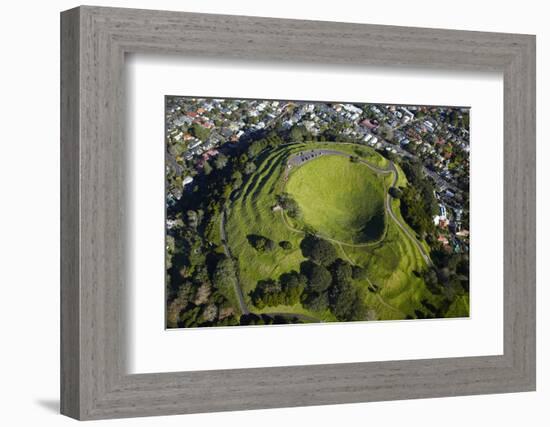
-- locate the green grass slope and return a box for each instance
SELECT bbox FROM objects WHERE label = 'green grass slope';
[286,155,386,244]
[224,142,437,321]
[226,145,307,300]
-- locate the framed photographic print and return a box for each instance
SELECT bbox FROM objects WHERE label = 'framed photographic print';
[61,6,536,420]
[163,96,470,329]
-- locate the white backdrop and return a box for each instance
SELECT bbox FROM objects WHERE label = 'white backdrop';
[0,0,547,426]
[128,56,503,373]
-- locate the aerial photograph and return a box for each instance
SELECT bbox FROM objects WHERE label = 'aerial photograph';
[165,96,470,328]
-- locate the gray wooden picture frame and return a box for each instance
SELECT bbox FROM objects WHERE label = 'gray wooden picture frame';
[60,5,536,421]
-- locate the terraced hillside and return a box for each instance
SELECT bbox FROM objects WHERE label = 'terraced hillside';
[225,142,443,321]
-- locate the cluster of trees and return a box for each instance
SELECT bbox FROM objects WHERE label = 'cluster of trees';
[239,312,305,326]
[211,255,239,297]
[251,271,307,308]
[242,159,257,176]
[166,255,240,329]
[202,152,229,176]
[299,259,366,322]
[189,122,211,142]
[320,126,354,143]
[442,108,470,130]
[327,259,368,321]
[247,234,276,252]
[299,260,333,311]
[247,235,293,253]
[276,193,301,218]
[379,125,394,141]
[447,150,469,185]
[247,131,285,158]
[399,186,435,238]
[165,174,246,328]
[418,249,469,318]
[287,123,362,145]
[289,125,308,142]
[248,235,368,322]
[397,159,438,238]
[300,234,338,265]
[429,248,469,292]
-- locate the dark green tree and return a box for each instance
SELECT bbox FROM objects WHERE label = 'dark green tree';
[202,160,213,175]
[279,270,306,305]
[352,265,369,281]
[213,153,228,170]
[251,279,283,308]
[279,240,293,250]
[247,235,275,252]
[388,187,402,199]
[290,125,305,142]
[304,262,332,293]
[330,258,353,285]
[276,193,301,218]
[211,256,237,294]
[301,291,329,311]
[231,170,243,190]
[301,235,338,266]
[243,161,257,175]
[190,123,211,141]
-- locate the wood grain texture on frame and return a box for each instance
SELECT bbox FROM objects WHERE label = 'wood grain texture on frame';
[60,5,536,420]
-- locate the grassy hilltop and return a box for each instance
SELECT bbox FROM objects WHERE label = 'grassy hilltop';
[286,155,385,245]
[224,142,446,321]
